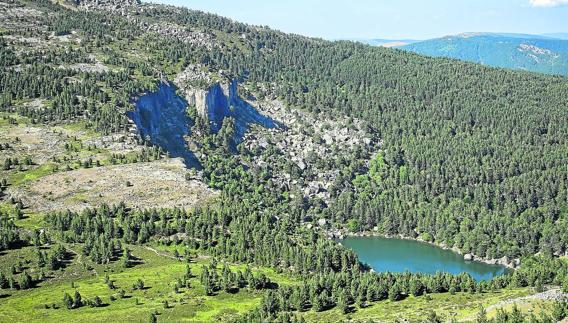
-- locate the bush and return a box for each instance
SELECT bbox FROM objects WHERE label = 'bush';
[133,278,145,290]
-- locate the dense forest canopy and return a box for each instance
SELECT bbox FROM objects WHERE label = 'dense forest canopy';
[150,6,568,259]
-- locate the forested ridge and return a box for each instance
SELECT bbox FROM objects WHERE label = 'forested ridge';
[0,0,567,321]
[201,24,568,260]
[130,2,568,259]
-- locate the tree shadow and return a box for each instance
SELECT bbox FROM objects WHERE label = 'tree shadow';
[266,281,279,290]
[58,251,76,270]
[225,287,240,294]
[129,255,145,267]
[6,240,30,251]
[344,305,356,314]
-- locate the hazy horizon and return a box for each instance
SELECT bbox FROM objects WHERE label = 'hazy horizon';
[149,0,568,40]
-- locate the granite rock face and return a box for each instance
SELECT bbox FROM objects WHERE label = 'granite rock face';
[128,83,200,168]
[183,80,281,141]
[128,80,279,168]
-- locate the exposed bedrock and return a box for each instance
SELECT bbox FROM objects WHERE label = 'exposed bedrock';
[184,80,281,141]
[128,79,279,169]
[128,83,200,168]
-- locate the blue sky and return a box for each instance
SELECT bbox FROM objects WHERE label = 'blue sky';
[151,0,568,40]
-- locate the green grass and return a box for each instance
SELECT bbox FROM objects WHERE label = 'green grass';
[0,202,15,215]
[0,245,292,322]
[0,118,9,128]
[56,122,100,141]
[15,212,44,230]
[0,245,39,275]
[0,202,44,230]
[486,299,542,319]
[212,30,251,55]
[301,288,532,322]
[0,112,32,126]
[8,163,57,187]
[147,243,298,286]
[0,234,552,323]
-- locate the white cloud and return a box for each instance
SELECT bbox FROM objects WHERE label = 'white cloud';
[529,0,568,7]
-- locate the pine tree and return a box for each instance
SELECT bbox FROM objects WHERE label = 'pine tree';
[261,290,279,316]
[123,248,132,268]
[425,310,442,323]
[73,291,82,309]
[476,306,488,323]
[388,283,401,302]
[410,276,423,296]
[63,292,73,309]
[337,289,349,314]
[18,271,33,290]
[134,278,144,290]
[0,272,7,289]
[91,296,102,308]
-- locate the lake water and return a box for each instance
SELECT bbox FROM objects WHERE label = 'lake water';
[339,236,510,281]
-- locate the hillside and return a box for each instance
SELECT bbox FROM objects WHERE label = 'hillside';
[0,0,567,321]
[403,33,568,75]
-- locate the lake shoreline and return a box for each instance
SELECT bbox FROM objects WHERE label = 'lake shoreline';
[327,228,520,270]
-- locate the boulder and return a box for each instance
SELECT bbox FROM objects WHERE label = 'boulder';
[498,256,509,266]
[464,253,473,261]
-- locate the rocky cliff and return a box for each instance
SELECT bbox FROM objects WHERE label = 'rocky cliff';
[128,83,200,168]
[182,80,281,141]
[127,78,281,169]
[173,65,378,202]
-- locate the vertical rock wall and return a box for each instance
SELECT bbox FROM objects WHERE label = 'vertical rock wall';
[128,80,279,169]
[182,80,280,141]
[128,83,200,168]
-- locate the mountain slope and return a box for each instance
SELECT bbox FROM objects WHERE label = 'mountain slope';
[0,0,567,322]
[403,33,568,75]
[542,32,568,40]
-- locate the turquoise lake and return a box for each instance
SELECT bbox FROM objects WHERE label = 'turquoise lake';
[339,236,511,281]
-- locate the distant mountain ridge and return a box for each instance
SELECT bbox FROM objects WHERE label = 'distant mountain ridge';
[541,32,568,40]
[401,32,568,76]
[348,38,419,47]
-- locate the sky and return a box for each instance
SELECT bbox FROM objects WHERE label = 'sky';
[151,0,568,40]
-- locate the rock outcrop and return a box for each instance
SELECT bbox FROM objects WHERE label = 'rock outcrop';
[128,83,200,168]
[173,68,379,202]
[182,80,281,141]
[76,0,141,13]
[75,0,217,49]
